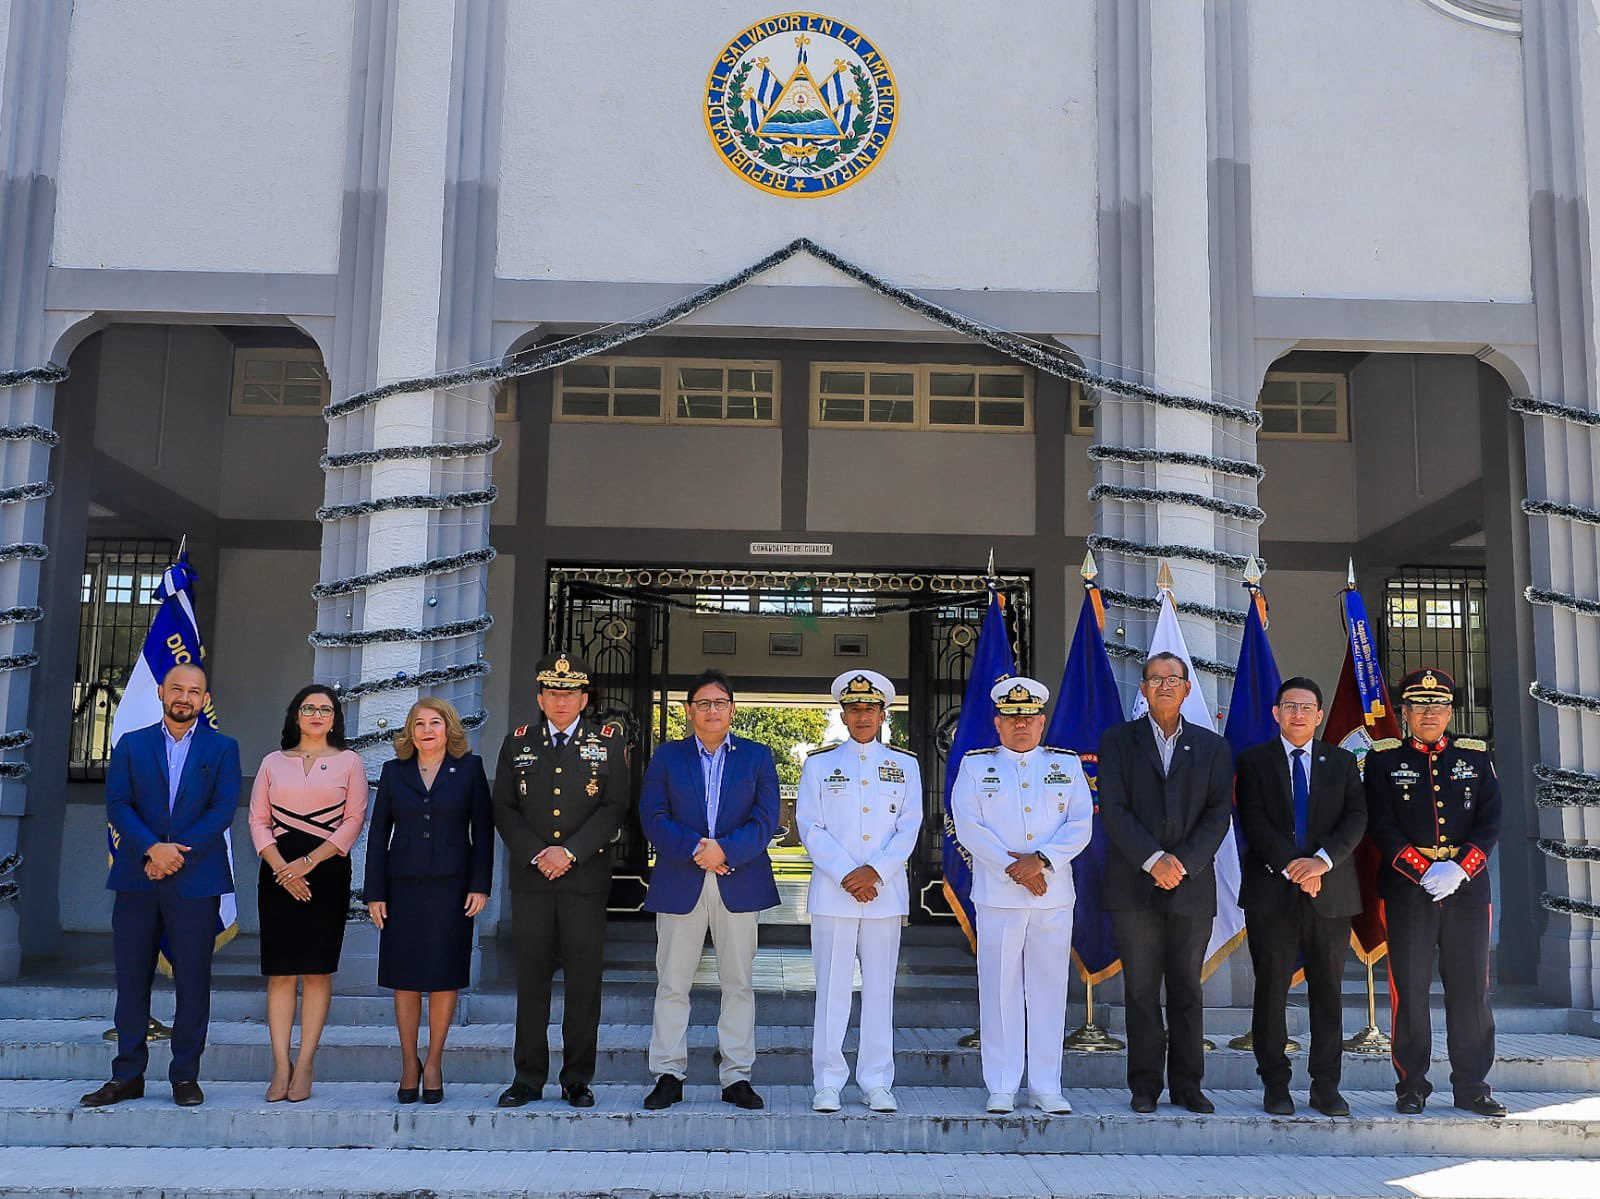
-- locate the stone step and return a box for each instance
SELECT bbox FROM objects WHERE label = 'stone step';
[4,1081,1596,1157]
[5,1019,1597,1093]
[1,1147,1597,1199]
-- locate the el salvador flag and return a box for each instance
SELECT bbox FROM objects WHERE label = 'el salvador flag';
[108,551,238,960]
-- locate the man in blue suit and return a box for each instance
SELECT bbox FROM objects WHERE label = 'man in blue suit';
[640,669,779,1111]
[80,663,241,1108]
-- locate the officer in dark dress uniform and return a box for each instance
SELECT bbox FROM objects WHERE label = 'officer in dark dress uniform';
[491,652,630,1108]
[1365,667,1506,1117]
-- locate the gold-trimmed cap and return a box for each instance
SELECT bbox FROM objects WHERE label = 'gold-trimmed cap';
[832,669,894,708]
[1398,667,1454,706]
[990,675,1050,715]
[535,651,590,691]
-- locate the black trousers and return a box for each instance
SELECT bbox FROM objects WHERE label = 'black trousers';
[112,884,221,1083]
[1244,895,1350,1092]
[510,887,610,1090]
[1111,908,1210,1098]
[1384,894,1495,1101]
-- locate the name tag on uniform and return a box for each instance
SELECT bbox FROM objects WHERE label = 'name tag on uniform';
[1390,765,1420,785]
[980,769,1002,794]
[826,768,849,792]
[513,754,538,767]
[878,763,905,784]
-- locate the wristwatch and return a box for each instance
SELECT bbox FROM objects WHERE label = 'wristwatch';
[1035,850,1053,870]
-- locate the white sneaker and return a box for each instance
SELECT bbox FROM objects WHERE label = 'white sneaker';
[863,1086,898,1112]
[986,1091,1015,1114]
[812,1086,841,1113]
[1032,1092,1072,1115]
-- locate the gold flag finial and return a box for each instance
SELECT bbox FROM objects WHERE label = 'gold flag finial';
[1155,559,1175,592]
[1081,550,1098,581]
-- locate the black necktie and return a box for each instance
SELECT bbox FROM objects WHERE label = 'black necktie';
[553,731,568,750]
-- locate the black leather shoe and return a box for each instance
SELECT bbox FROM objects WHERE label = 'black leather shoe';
[422,1082,444,1105]
[721,1080,764,1110]
[79,1077,143,1107]
[171,1080,204,1107]
[1455,1094,1508,1118]
[1129,1091,1158,1114]
[563,1084,596,1108]
[497,1082,539,1108]
[1263,1085,1294,1116]
[643,1074,683,1110]
[399,1057,422,1105]
[1396,1092,1426,1114]
[1310,1089,1350,1117]
[1173,1090,1215,1114]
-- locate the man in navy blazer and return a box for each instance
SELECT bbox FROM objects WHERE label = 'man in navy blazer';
[81,663,241,1109]
[640,668,779,1111]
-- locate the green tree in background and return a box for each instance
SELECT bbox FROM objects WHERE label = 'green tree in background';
[661,704,832,787]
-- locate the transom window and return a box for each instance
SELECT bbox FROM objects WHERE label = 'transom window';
[230,348,329,416]
[1257,371,1348,440]
[555,358,779,425]
[812,363,1033,432]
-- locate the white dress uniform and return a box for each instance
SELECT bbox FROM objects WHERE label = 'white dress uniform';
[950,678,1094,1104]
[796,672,922,1103]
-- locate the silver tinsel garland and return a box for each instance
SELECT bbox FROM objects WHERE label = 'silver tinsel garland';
[1087,444,1265,482]
[1098,587,1248,627]
[0,653,39,674]
[0,365,67,388]
[1541,892,1600,921]
[1087,534,1255,573]
[310,547,497,601]
[1522,497,1600,527]
[0,544,47,563]
[1509,394,1600,427]
[1088,483,1265,524]
[1525,585,1600,619]
[321,436,501,470]
[0,423,60,447]
[347,707,487,753]
[1539,838,1600,862]
[310,614,492,649]
[1533,762,1600,807]
[0,607,43,625]
[339,661,490,701]
[315,486,498,523]
[1530,681,1600,716]
[1105,639,1237,679]
[0,481,53,505]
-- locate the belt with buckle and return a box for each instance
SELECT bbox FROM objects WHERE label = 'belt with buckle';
[1416,845,1460,861]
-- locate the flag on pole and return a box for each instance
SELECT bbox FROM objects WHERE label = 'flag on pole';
[107,550,238,965]
[1129,577,1248,978]
[1046,568,1127,984]
[940,587,1017,950]
[1322,580,1399,965]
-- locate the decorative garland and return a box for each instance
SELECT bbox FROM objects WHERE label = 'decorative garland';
[0,848,18,903]
[315,486,498,523]
[0,544,46,563]
[1088,483,1265,525]
[0,424,59,447]
[0,730,33,751]
[1530,681,1600,716]
[1105,639,1237,679]
[1522,497,1600,528]
[310,614,492,649]
[1533,762,1600,807]
[347,707,487,753]
[0,653,39,674]
[0,365,67,388]
[1541,892,1600,921]
[310,547,496,601]
[320,436,501,470]
[1539,838,1600,862]
[339,661,490,702]
[1087,444,1265,482]
[1087,534,1256,573]
[0,607,43,626]
[1525,585,1600,619]
[1509,394,1600,427]
[1098,587,1247,627]
[0,481,53,505]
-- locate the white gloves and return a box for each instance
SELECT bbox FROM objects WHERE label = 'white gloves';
[1420,859,1469,900]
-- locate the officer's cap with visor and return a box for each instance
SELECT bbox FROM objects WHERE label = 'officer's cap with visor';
[535,651,591,692]
[990,676,1050,716]
[831,670,895,708]
[1397,667,1455,707]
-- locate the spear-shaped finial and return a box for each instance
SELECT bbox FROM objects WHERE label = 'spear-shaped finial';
[1346,557,1356,588]
[1155,559,1175,592]
[1243,555,1263,585]
[178,533,188,558]
[986,546,996,578]
[1081,549,1098,581]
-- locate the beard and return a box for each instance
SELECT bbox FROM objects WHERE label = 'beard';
[163,701,199,725]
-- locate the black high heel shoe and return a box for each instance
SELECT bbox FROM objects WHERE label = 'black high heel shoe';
[398,1057,422,1105]
[422,1059,444,1104]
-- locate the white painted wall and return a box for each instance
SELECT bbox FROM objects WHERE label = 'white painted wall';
[52,0,353,273]
[1249,0,1531,301]
[498,0,1098,292]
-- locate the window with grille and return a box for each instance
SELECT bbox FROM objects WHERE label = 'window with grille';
[230,347,330,416]
[1257,372,1348,439]
[554,358,779,425]
[71,539,177,780]
[1381,567,1490,740]
[812,363,1034,432]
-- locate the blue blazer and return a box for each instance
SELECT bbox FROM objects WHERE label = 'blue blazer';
[362,752,494,903]
[640,734,779,915]
[105,722,241,898]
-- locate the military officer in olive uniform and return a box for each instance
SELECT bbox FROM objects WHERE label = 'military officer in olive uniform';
[1365,667,1506,1118]
[491,652,630,1108]
[796,670,922,1115]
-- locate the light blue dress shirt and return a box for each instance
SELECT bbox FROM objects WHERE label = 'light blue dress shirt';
[698,737,729,838]
[161,721,198,812]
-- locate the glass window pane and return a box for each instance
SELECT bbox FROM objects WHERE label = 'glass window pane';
[677,394,724,420]
[978,372,1025,398]
[727,395,759,421]
[819,397,865,422]
[614,364,661,389]
[929,372,976,397]
[979,400,1026,427]
[1260,406,1298,434]
[753,397,773,422]
[282,384,324,408]
[240,383,278,407]
[613,393,661,418]
[678,366,724,391]
[869,398,915,423]
[869,371,916,396]
[284,360,325,382]
[243,358,281,382]
[751,370,774,393]
[819,371,865,395]
[727,369,755,392]
[1301,381,1338,409]
[80,572,94,604]
[1259,379,1297,408]
[1075,401,1096,431]
[1300,407,1338,435]
[561,393,609,417]
[563,363,609,389]
[928,398,975,425]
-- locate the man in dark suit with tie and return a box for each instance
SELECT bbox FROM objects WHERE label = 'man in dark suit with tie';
[1234,676,1366,1117]
[81,663,241,1109]
[1096,652,1233,1114]
[639,668,779,1112]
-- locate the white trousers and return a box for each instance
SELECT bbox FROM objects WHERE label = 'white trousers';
[810,913,901,1091]
[975,903,1073,1096]
[648,871,759,1086]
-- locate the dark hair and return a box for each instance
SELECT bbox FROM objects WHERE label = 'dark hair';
[685,668,735,705]
[1142,651,1188,681]
[280,684,348,751]
[1276,676,1324,707]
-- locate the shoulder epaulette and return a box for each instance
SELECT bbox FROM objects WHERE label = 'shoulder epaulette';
[1456,737,1489,752]
[883,744,917,758]
[1370,737,1402,752]
[805,741,841,757]
[966,746,999,756]
[513,724,529,737]
[1041,746,1080,758]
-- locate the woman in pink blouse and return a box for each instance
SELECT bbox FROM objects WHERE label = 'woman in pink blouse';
[248,685,367,1102]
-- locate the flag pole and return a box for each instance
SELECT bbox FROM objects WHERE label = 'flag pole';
[1343,958,1392,1053]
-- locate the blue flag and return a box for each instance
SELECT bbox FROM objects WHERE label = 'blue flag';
[941,589,1016,949]
[1045,582,1126,983]
[1221,584,1283,760]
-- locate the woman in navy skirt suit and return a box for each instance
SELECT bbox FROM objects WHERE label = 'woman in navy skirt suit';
[363,698,493,1103]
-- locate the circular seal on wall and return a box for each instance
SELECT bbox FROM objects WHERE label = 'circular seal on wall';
[704,13,898,198]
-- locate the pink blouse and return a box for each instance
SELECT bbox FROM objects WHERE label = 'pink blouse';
[248,750,369,856]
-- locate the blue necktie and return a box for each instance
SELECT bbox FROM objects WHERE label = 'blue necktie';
[1291,748,1310,853]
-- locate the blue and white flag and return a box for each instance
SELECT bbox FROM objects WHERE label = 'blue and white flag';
[108,551,237,956]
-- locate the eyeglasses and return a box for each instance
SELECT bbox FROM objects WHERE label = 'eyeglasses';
[299,705,335,718]
[1277,702,1321,715]
[1141,675,1187,690]
[689,698,732,712]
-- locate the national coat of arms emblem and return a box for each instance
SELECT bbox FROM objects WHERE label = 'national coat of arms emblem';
[704,12,898,197]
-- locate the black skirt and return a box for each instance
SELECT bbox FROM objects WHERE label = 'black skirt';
[257,827,352,976]
[376,874,475,992]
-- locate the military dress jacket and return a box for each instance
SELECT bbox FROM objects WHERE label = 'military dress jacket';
[950,745,1094,911]
[491,717,630,895]
[1365,734,1500,906]
[796,739,923,919]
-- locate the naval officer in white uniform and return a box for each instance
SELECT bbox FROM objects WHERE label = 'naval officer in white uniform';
[796,670,922,1114]
[951,676,1094,1115]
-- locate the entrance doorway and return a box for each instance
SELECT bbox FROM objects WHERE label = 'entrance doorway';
[546,566,1031,922]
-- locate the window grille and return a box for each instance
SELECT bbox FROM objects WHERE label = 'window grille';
[1380,567,1490,740]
